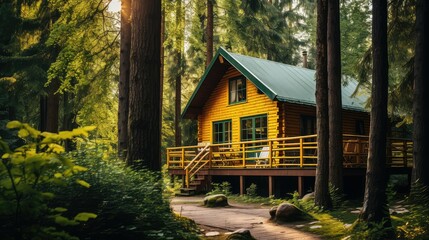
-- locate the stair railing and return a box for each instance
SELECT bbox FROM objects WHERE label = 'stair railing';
[184,144,210,188]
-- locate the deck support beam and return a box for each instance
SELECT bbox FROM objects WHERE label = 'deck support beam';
[268,176,273,196]
[298,176,304,197]
[240,176,245,195]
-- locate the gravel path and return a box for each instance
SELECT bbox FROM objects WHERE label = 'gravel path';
[171,196,321,240]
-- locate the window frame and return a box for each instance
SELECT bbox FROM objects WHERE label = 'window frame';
[355,120,365,135]
[212,120,232,144]
[300,115,316,135]
[240,114,268,142]
[229,76,247,104]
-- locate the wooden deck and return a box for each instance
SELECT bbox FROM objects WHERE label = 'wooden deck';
[167,134,413,188]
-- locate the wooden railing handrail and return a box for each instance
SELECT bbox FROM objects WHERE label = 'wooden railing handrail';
[184,144,210,170]
[167,135,413,171]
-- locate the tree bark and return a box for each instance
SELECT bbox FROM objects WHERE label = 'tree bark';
[160,1,165,149]
[46,79,59,133]
[206,0,214,67]
[175,0,183,147]
[40,96,47,131]
[118,0,131,158]
[62,92,78,151]
[327,0,343,192]
[360,0,392,231]
[127,0,161,171]
[314,0,332,210]
[412,0,429,187]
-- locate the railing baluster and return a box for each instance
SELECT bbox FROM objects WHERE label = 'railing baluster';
[403,140,407,167]
[299,137,303,168]
[269,140,273,167]
[181,148,185,168]
[242,143,246,167]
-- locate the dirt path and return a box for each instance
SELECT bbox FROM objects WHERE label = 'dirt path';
[171,196,320,240]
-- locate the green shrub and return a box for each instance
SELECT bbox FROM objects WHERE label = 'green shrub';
[207,181,232,196]
[0,121,96,239]
[46,148,199,239]
[162,164,182,198]
[329,183,345,209]
[351,219,395,240]
[246,183,257,197]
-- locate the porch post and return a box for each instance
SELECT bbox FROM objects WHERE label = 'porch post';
[298,176,304,197]
[240,176,245,195]
[268,176,273,197]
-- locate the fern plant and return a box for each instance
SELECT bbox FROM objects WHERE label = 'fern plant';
[0,121,96,239]
[397,180,429,239]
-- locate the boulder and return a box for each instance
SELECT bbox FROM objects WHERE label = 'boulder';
[274,203,311,222]
[269,206,277,219]
[203,194,228,207]
[225,229,256,240]
[302,192,315,202]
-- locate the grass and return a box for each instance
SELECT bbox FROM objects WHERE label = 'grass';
[225,193,422,239]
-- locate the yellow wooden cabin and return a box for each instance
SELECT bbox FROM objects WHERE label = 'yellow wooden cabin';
[167,47,412,197]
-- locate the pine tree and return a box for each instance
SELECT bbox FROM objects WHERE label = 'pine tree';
[127,0,161,170]
[360,0,392,234]
[314,0,332,210]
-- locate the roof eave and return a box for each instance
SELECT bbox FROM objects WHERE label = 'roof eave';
[276,96,368,113]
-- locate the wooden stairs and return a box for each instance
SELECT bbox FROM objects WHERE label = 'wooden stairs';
[177,144,211,196]
[178,171,209,196]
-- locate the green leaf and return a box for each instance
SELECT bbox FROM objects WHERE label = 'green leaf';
[76,179,91,188]
[82,126,96,132]
[73,165,88,172]
[54,207,68,212]
[55,215,79,226]
[6,121,22,129]
[23,124,41,138]
[54,173,63,178]
[18,129,29,138]
[41,192,55,199]
[74,212,97,222]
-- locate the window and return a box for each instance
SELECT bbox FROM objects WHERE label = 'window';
[300,116,316,135]
[213,120,232,144]
[356,120,365,135]
[241,115,268,141]
[229,77,246,104]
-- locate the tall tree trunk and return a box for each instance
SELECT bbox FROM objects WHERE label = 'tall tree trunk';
[160,1,165,148]
[360,0,392,232]
[127,0,161,171]
[314,0,332,210]
[174,0,183,147]
[40,96,47,131]
[206,0,214,67]
[118,0,131,158]
[46,79,59,133]
[62,92,78,151]
[412,0,429,187]
[327,0,343,192]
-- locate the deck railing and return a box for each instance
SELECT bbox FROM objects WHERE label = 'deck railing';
[167,134,413,170]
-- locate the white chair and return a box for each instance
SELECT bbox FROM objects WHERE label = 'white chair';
[256,146,270,167]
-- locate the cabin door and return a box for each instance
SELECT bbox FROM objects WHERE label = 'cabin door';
[241,114,268,157]
[300,115,316,135]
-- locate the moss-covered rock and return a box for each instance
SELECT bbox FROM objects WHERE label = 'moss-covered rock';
[225,229,256,240]
[203,194,228,207]
[302,192,315,202]
[273,203,312,222]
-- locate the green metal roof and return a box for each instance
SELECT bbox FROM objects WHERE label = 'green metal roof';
[182,47,368,119]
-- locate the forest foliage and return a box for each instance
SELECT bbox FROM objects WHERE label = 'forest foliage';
[0,0,426,239]
[1,0,415,152]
